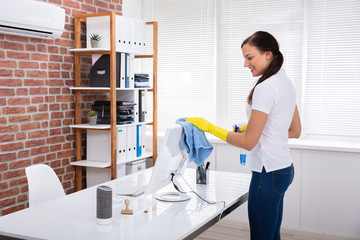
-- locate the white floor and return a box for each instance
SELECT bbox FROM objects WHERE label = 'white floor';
[195,220,360,240]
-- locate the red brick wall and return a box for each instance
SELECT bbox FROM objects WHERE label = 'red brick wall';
[0,0,122,216]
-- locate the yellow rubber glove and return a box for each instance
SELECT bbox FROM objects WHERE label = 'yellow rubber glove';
[185,117,229,142]
[240,124,247,133]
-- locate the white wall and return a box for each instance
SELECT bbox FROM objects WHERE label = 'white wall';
[122,0,142,19]
[215,143,360,239]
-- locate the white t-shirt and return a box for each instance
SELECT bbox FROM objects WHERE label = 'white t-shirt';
[246,69,296,173]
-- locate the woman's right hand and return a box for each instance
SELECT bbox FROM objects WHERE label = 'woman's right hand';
[186,117,229,142]
[185,117,214,133]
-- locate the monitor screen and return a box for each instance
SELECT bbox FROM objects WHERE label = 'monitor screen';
[145,125,189,199]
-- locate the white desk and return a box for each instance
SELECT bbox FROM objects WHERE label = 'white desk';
[0,168,251,240]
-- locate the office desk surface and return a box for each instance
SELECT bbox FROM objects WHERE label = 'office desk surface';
[0,168,251,240]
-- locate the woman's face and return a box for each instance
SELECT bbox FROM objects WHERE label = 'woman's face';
[242,43,272,77]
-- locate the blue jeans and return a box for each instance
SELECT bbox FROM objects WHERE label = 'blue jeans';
[248,164,294,240]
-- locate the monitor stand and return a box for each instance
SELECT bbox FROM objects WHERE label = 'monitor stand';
[155,192,190,202]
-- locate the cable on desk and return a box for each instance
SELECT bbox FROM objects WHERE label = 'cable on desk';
[170,173,226,221]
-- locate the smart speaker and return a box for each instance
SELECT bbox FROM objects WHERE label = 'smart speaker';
[96,185,112,225]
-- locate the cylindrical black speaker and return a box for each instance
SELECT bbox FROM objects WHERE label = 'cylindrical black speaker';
[96,185,112,225]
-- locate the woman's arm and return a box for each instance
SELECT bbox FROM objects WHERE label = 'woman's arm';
[227,109,268,151]
[288,105,301,138]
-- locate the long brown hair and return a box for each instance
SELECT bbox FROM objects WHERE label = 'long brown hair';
[242,31,284,104]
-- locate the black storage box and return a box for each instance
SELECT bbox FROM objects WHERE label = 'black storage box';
[91,101,136,124]
[90,54,121,87]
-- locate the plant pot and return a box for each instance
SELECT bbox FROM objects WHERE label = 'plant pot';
[88,116,97,125]
[91,39,100,48]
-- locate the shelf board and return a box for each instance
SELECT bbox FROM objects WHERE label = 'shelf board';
[69,87,111,93]
[71,160,111,168]
[71,152,153,168]
[135,54,153,58]
[115,87,152,91]
[133,152,153,161]
[70,122,153,130]
[70,124,111,130]
[69,49,153,58]
[69,48,110,52]
[118,121,153,127]
[69,87,152,91]
[118,152,154,165]
[69,48,111,55]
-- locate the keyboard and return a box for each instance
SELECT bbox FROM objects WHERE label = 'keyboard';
[117,184,147,197]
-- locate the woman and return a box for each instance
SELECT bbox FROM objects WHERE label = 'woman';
[186,31,301,240]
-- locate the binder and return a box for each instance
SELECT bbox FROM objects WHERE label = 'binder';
[139,20,146,54]
[139,90,147,122]
[133,19,146,54]
[116,16,125,52]
[120,53,126,88]
[131,125,137,159]
[116,15,132,53]
[129,54,135,89]
[133,90,139,122]
[132,19,139,54]
[136,124,142,157]
[116,126,127,164]
[141,123,146,155]
[125,17,133,53]
[126,125,134,161]
[125,53,130,88]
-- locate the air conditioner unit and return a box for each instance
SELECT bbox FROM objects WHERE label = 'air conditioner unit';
[0,0,65,39]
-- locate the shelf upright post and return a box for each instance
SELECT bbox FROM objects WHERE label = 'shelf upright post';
[109,12,117,180]
[147,22,158,165]
[74,15,83,191]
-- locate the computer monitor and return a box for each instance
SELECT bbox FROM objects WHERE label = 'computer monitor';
[145,125,190,202]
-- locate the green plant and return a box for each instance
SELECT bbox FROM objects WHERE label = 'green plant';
[87,110,98,117]
[89,33,101,41]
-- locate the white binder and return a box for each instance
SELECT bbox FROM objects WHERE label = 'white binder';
[115,15,125,52]
[126,125,134,161]
[129,54,135,89]
[132,19,138,54]
[133,19,146,54]
[116,15,132,53]
[139,20,146,54]
[120,53,126,88]
[131,125,137,159]
[116,126,127,164]
[141,123,146,155]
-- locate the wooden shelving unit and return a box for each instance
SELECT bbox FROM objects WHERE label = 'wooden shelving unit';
[72,12,158,191]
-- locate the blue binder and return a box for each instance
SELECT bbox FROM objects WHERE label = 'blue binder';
[136,124,142,157]
[125,53,129,88]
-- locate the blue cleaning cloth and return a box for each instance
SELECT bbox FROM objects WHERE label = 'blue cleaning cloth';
[176,118,214,166]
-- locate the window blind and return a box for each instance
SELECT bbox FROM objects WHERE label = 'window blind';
[142,0,215,133]
[216,0,304,128]
[304,0,360,138]
[142,0,360,139]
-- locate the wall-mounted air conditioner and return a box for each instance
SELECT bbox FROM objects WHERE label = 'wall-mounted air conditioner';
[0,0,65,39]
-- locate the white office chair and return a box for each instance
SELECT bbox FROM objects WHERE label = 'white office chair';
[25,164,65,207]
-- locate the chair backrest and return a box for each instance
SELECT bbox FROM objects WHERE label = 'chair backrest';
[25,164,65,207]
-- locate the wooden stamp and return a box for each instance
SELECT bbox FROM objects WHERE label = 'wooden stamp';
[121,199,133,215]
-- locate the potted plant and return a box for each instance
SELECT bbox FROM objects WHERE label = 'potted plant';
[87,110,98,125]
[89,33,101,48]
